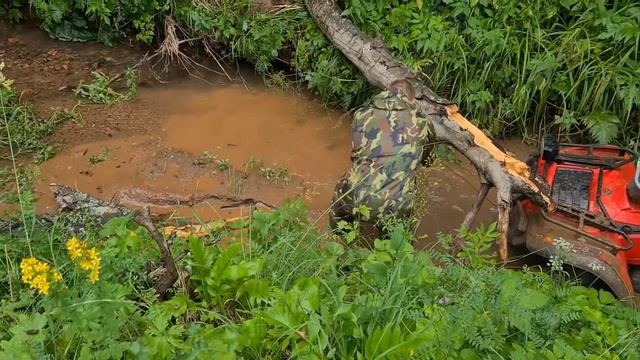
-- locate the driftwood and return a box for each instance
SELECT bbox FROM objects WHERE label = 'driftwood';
[50,184,274,296]
[113,188,276,210]
[137,206,178,299]
[51,184,178,298]
[162,216,249,238]
[304,0,553,262]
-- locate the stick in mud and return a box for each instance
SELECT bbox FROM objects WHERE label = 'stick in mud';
[51,184,178,298]
[50,184,275,298]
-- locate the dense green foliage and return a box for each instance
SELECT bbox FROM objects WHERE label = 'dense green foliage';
[343,0,640,144]
[1,5,640,357]
[3,0,639,148]
[1,200,639,359]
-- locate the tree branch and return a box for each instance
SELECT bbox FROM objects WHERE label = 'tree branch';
[135,207,178,299]
[461,183,491,230]
[305,0,553,262]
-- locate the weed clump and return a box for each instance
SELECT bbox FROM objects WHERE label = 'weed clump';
[74,69,138,105]
[0,63,64,163]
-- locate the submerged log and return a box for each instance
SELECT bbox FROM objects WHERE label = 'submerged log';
[305,0,553,262]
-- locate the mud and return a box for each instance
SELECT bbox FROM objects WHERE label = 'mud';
[1,21,535,247]
[34,86,352,224]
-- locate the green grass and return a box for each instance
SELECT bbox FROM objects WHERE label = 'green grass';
[1,2,640,357]
[5,0,638,146]
[1,199,639,359]
[88,147,111,165]
[0,64,64,164]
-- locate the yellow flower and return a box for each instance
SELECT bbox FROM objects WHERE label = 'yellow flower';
[68,239,101,284]
[66,236,85,259]
[19,257,62,295]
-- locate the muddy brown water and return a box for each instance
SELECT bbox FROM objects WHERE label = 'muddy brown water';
[1,21,535,248]
[35,85,353,224]
[34,81,531,246]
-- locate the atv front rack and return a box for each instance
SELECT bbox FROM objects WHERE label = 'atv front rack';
[553,143,634,169]
[542,203,634,253]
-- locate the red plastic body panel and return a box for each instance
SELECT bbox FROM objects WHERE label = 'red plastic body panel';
[531,145,640,265]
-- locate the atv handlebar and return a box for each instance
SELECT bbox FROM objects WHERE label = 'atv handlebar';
[635,159,640,190]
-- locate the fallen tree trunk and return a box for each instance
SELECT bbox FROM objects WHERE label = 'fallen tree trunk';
[305,0,553,262]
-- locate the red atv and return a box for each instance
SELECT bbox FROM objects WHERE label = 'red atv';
[508,136,640,307]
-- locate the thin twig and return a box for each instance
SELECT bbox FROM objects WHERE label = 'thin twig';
[4,245,13,300]
[461,183,491,230]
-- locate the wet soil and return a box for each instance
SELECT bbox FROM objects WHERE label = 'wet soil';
[0,21,534,246]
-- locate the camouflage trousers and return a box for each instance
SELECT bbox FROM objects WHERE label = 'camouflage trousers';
[329,174,415,237]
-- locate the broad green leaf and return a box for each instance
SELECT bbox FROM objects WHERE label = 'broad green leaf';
[553,110,577,131]
[583,111,620,144]
[518,289,549,310]
[324,241,345,256]
[598,289,617,305]
[365,261,388,283]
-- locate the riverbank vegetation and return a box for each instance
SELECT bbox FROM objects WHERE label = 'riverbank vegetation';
[2,197,640,358]
[1,68,639,359]
[2,1,640,358]
[3,0,639,149]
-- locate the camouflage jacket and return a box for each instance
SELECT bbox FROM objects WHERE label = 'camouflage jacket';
[343,90,431,216]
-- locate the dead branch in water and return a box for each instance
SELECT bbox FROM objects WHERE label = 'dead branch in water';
[113,188,276,210]
[304,0,554,263]
[51,184,177,298]
[162,216,250,238]
[136,206,178,299]
[50,184,274,298]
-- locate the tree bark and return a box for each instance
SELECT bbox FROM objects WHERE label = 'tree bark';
[304,0,553,262]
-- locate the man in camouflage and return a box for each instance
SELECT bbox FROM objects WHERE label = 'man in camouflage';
[330,79,434,236]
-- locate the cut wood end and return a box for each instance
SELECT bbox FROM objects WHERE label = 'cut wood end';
[445,104,459,116]
[162,216,250,237]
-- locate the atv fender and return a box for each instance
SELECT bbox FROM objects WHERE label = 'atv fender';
[509,205,639,308]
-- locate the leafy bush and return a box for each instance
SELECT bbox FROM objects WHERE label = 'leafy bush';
[29,0,168,45]
[0,0,25,22]
[1,200,639,359]
[340,0,640,147]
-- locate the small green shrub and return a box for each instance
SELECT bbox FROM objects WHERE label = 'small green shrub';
[88,147,111,164]
[0,0,25,22]
[74,69,139,105]
[29,0,168,45]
